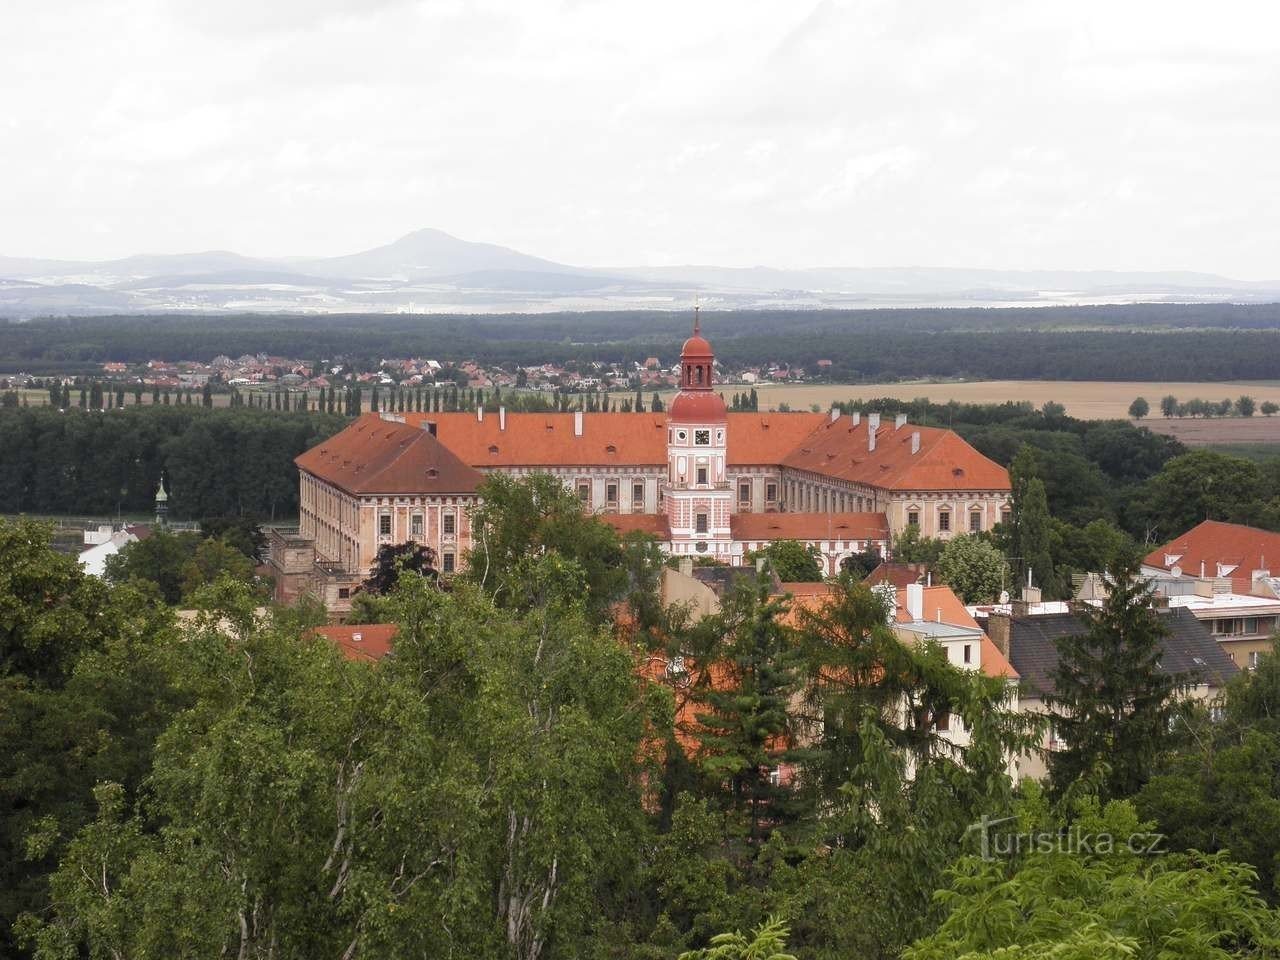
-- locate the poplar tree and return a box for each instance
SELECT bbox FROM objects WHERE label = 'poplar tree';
[1008,445,1057,597]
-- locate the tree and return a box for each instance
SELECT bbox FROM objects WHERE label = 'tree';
[686,577,804,851]
[361,541,439,594]
[747,539,823,582]
[466,473,628,623]
[892,524,943,565]
[1047,558,1180,800]
[935,534,1008,604]
[179,537,257,598]
[1007,445,1058,597]
[906,797,1280,960]
[1131,450,1270,539]
[679,916,796,960]
[1160,394,1178,417]
[1263,401,1279,416]
[1237,394,1257,417]
[104,529,203,604]
[1128,396,1149,419]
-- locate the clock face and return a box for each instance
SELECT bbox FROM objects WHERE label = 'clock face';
[694,429,711,445]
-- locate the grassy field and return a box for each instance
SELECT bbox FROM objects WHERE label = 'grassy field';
[1141,417,1280,446]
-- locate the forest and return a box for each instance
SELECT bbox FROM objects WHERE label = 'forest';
[5,303,1280,380]
[5,466,1280,959]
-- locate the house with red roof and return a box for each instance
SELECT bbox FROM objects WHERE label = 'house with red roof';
[271,313,1010,613]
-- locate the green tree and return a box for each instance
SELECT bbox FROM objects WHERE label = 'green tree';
[104,529,203,604]
[1160,394,1178,417]
[1047,558,1180,800]
[1262,400,1279,416]
[179,537,257,598]
[935,534,1008,604]
[680,916,796,960]
[1132,450,1270,539]
[906,797,1280,960]
[747,539,823,582]
[891,524,943,565]
[1008,445,1058,597]
[466,473,627,623]
[1237,394,1257,417]
[361,541,439,594]
[1128,396,1149,419]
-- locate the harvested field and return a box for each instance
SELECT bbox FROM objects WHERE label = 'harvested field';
[1139,416,1280,446]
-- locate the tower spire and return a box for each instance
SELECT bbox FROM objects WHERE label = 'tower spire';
[693,297,700,336]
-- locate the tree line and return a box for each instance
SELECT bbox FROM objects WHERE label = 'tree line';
[8,306,1280,380]
[6,469,1280,958]
[0,405,347,520]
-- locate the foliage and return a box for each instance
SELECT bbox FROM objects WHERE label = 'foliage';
[906,797,1280,960]
[0,519,185,958]
[936,534,1009,604]
[465,473,629,623]
[892,524,944,565]
[104,528,259,605]
[0,405,347,519]
[746,539,823,582]
[1047,558,1181,801]
[360,541,438,594]
[1137,638,1280,899]
[678,916,796,960]
[1129,450,1280,539]
[1007,446,1058,597]
[1128,396,1149,419]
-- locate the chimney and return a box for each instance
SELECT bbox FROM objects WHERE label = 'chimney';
[987,613,1011,658]
[867,412,880,431]
[850,412,861,427]
[574,410,584,437]
[499,406,506,431]
[906,582,924,621]
[830,407,840,423]
[911,431,921,455]
[476,406,484,422]
[895,413,908,429]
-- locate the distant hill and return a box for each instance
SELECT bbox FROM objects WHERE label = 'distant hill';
[1,228,1277,316]
[298,228,574,281]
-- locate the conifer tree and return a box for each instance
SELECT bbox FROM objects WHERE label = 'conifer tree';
[1047,557,1180,800]
[1008,446,1057,597]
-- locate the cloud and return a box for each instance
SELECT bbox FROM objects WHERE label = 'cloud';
[1,0,1278,279]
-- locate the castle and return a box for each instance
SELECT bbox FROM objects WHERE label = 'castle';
[269,317,1011,614]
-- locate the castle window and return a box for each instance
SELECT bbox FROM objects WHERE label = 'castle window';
[694,429,710,445]
[411,514,423,536]
[632,481,644,507]
[442,552,455,573]
[766,482,778,502]
[907,509,919,527]
[696,466,708,485]
[696,513,708,534]
[338,588,350,599]
[1001,506,1012,526]
[577,481,590,504]
[938,509,951,532]
[738,481,751,503]
[443,513,456,535]
[969,509,982,532]
[606,482,618,505]
[379,514,391,537]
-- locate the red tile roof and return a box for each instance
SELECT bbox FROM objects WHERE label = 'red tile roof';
[864,561,930,590]
[394,410,828,467]
[783,418,1009,492]
[730,512,888,543]
[892,585,1019,680]
[295,415,484,496]
[312,624,397,662]
[1144,520,1280,594]
[600,513,672,539]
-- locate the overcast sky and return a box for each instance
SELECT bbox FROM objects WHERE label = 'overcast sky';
[4,0,1278,278]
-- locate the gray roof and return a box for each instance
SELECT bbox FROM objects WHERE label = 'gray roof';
[999,607,1238,698]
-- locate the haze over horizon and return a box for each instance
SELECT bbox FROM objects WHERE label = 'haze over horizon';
[5,0,1279,280]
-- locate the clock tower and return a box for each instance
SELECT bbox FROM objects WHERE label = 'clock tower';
[665,309,732,560]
